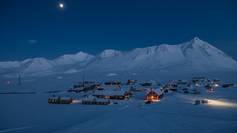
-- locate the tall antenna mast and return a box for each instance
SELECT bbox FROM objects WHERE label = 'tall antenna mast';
[82,72,85,87]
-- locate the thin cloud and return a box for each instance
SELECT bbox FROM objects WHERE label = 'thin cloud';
[28,39,38,44]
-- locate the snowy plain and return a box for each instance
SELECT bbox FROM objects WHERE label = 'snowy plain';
[1,71,237,133]
[1,37,237,133]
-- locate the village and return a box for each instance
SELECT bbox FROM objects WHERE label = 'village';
[48,77,237,106]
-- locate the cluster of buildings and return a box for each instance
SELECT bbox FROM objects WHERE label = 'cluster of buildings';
[48,77,236,105]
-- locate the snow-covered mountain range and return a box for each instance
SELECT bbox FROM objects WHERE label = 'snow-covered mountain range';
[1,37,237,77]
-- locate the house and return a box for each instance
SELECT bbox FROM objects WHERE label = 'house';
[140,82,152,87]
[68,82,98,93]
[164,84,177,91]
[93,89,130,100]
[108,95,126,100]
[104,81,121,86]
[145,89,162,103]
[130,86,144,92]
[48,96,73,104]
[205,85,215,92]
[81,99,110,105]
[124,91,133,99]
[126,79,137,85]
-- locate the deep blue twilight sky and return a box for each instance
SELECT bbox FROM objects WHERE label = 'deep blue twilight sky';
[0,0,237,61]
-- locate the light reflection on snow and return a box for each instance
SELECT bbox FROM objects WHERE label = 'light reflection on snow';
[205,99,237,108]
[72,100,81,104]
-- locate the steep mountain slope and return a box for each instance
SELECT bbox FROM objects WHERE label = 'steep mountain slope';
[85,44,186,72]
[0,37,237,77]
[86,37,237,73]
[180,37,237,70]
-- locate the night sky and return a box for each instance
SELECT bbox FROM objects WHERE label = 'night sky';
[0,0,237,61]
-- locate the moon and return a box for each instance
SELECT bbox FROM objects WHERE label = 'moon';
[59,3,64,9]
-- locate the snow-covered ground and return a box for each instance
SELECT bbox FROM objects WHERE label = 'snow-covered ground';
[1,37,237,132]
[1,72,237,133]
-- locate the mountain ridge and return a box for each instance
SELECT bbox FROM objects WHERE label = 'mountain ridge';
[1,37,237,77]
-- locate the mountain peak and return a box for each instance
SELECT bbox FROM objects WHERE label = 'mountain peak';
[75,51,89,56]
[193,36,201,41]
[190,37,205,44]
[181,37,209,51]
[99,49,122,58]
[54,51,94,65]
